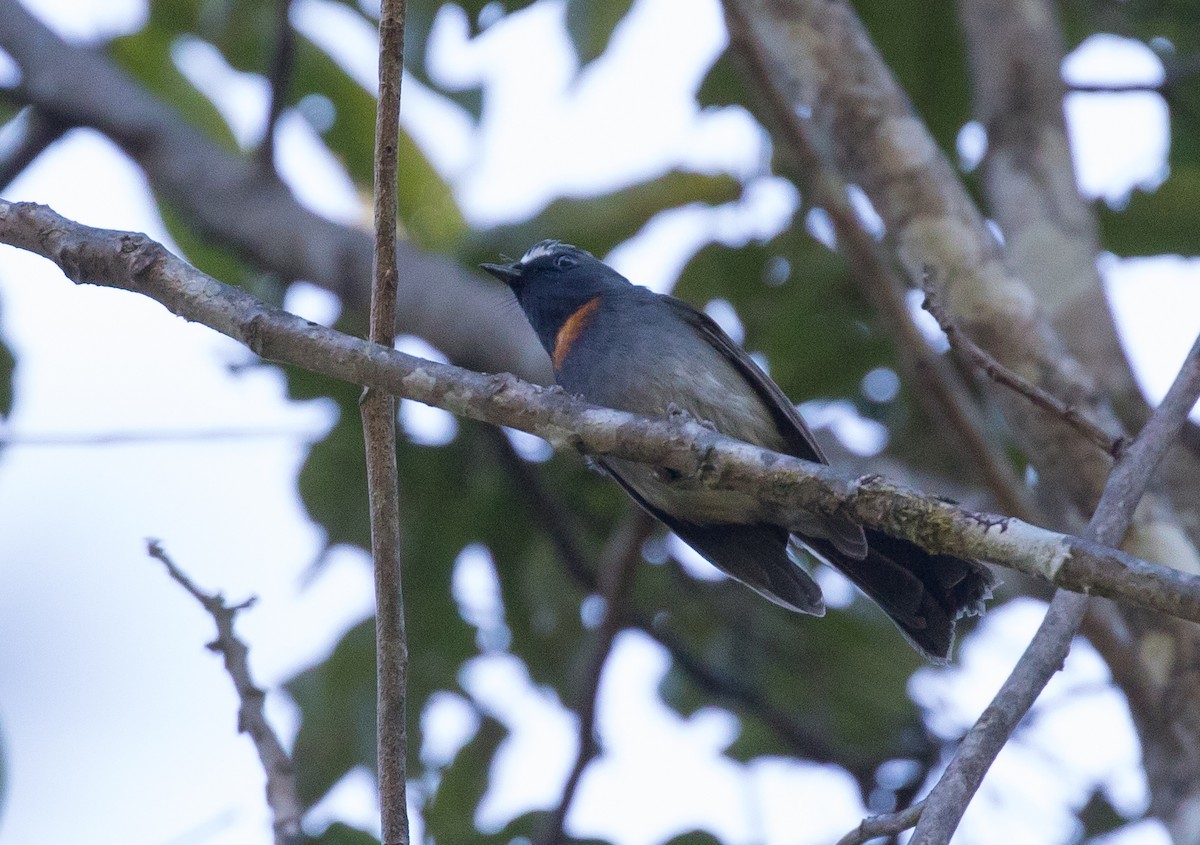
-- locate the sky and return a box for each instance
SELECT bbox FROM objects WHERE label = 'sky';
[0,1,1197,844]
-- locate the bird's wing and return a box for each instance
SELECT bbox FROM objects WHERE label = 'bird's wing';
[658,295,829,465]
[659,295,868,560]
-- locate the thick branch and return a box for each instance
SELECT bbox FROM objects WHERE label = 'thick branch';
[5,200,1200,624]
[146,541,302,845]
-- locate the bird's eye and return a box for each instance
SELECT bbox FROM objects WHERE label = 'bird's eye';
[554,254,577,270]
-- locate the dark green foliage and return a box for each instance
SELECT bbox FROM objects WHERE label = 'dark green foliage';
[565,0,636,66]
[460,171,744,267]
[289,617,378,809]
[854,1,970,152]
[0,311,13,419]
[1099,166,1200,256]
[305,821,381,845]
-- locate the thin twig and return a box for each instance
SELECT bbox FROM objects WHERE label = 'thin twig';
[257,0,295,172]
[920,271,1126,459]
[363,2,409,843]
[909,329,1200,845]
[835,800,925,845]
[536,508,652,845]
[145,540,302,845]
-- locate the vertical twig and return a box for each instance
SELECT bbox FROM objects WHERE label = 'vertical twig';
[909,330,1200,845]
[257,0,295,172]
[362,2,409,844]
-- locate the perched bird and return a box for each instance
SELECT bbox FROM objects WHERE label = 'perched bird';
[482,240,993,660]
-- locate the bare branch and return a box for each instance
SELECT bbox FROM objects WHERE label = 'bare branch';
[4,200,1200,625]
[910,330,1200,845]
[835,801,925,845]
[146,540,302,845]
[364,2,409,843]
[921,275,1125,459]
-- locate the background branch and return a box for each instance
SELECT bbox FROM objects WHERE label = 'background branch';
[921,279,1124,458]
[146,540,302,845]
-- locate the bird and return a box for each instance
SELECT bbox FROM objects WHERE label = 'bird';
[481,240,994,660]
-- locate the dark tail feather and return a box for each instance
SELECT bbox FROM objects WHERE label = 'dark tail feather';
[803,528,996,661]
[673,521,828,616]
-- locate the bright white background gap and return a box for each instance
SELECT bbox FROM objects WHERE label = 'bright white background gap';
[0,1,1195,844]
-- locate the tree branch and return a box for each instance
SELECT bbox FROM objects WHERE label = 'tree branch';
[146,540,302,845]
[835,801,924,845]
[364,1,409,843]
[4,200,1200,625]
[909,330,1200,845]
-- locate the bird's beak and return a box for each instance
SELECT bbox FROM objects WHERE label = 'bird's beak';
[480,262,522,285]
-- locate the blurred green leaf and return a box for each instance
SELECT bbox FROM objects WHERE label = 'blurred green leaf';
[109,22,239,151]
[423,714,507,841]
[462,171,743,265]
[0,319,14,419]
[1099,166,1200,256]
[664,833,724,845]
[565,0,635,67]
[305,822,379,845]
[853,1,969,153]
[293,35,468,251]
[288,618,377,809]
[645,561,927,774]
[674,226,890,402]
[1077,787,1128,840]
[696,54,745,111]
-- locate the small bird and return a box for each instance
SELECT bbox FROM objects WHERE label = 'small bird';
[482,240,993,660]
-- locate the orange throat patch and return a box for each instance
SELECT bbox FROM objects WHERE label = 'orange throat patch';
[552,295,602,371]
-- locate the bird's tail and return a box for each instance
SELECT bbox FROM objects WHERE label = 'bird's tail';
[801,529,996,662]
